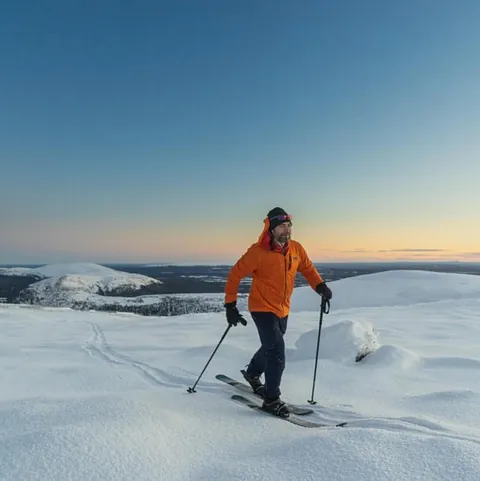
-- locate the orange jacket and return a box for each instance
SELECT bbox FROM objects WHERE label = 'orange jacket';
[224,219,324,318]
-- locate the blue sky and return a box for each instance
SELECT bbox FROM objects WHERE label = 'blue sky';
[1,0,479,264]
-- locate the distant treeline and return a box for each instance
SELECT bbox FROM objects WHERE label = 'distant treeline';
[70,295,247,317]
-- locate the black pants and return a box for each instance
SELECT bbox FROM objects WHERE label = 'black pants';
[246,311,288,401]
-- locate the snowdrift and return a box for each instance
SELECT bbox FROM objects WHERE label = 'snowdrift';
[287,319,379,363]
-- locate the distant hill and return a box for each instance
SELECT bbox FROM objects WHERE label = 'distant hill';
[1,262,246,316]
[2,262,160,305]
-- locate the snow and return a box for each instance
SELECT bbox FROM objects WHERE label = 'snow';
[1,262,122,278]
[31,262,129,278]
[290,269,480,311]
[1,270,480,480]
[0,267,36,276]
[4,262,163,305]
[35,271,159,293]
[0,262,161,287]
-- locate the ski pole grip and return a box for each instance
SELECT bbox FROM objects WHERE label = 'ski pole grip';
[322,297,330,314]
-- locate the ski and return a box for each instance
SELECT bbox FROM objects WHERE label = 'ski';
[216,373,313,415]
[231,394,348,428]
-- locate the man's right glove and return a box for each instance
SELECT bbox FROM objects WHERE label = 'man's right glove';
[224,301,247,326]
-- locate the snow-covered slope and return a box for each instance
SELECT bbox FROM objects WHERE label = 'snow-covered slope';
[11,262,162,306]
[33,262,134,278]
[291,269,480,311]
[1,270,480,480]
[1,262,159,282]
[0,266,37,276]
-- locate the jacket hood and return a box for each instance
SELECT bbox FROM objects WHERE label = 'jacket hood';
[257,218,289,253]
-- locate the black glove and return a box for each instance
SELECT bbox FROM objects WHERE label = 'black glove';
[225,301,247,326]
[315,282,332,300]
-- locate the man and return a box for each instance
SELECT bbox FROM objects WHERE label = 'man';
[224,207,332,417]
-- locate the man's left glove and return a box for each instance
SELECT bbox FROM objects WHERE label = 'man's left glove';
[225,301,247,326]
[315,282,332,300]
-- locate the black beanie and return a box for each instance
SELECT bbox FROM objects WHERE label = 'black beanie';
[267,207,292,230]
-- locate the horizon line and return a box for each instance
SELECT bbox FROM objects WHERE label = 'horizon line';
[1,259,479,268]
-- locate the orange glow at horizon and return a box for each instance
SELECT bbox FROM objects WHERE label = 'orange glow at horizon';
[2,218,479,263]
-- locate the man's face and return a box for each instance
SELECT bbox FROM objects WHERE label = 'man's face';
[272,222,292,244]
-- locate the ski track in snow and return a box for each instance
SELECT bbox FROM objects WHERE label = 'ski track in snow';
[220,379,480,446]
[312,408,480,446]
[83,322,191,390]
[84,322,480,449]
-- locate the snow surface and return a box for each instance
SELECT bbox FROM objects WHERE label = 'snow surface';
[1,270,480,480]
[291,269,480,311]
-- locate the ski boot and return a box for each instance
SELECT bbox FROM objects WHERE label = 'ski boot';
[262,397,290,418]
[240,369,265,397]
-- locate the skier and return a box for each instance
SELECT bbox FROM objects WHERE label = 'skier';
[224,207,332,417]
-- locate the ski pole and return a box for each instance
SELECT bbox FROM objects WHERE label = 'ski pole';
[307,296,330,405]
[187,324,233,393]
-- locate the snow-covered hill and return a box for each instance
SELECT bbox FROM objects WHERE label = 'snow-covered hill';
[0,266,40,276]
[8,262,162,305]
[1,269,479,480]
[291,269,480,311]
[1,262,159,281]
